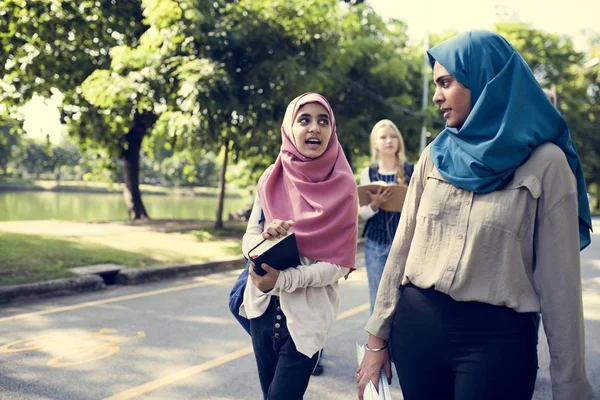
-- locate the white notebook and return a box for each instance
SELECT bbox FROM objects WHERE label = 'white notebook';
[356,343,393,400]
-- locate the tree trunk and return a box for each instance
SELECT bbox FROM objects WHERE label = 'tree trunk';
[215,139,230,229]
[122,113,155,220]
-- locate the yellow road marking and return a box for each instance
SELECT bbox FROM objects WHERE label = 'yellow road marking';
[104,302,370,400]
[0,276,235,324]
[103,346,255,400]
[337,303,370,320]
[0,328,146,368]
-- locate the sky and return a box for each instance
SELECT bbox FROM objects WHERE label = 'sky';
[20,92,67,144]
[368,0,599,52]
[21,0,600,141]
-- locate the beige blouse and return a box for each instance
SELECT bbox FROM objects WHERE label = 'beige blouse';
[366,143,593,400]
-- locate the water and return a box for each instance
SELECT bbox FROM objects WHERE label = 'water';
[0,191,248,221]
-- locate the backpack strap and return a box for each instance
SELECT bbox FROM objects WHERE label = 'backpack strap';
[362,165,380,238]
[403,161,415,185]
[368,164,379,182]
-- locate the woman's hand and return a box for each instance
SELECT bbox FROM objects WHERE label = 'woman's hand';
[357,336,392,400]
[367,187,393,211]
[263,219,295,240]
[249,263,280,293]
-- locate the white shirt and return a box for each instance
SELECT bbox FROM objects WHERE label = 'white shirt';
[240,195,350,357]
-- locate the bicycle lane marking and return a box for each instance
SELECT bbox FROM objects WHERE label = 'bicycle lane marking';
[0,272,242,373]
[0,328,146,368]
[104,302,371,400]
[0,274,239,324]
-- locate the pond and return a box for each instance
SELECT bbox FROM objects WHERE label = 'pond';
[0,191,249,222]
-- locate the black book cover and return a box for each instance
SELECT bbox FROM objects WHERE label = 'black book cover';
[248,232,301,276]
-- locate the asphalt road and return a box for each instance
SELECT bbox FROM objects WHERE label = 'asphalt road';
[0,230,599,399]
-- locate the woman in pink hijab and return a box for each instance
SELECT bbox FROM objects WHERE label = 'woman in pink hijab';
[239,92,358,399]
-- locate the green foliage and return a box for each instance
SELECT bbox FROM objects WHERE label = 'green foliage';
[495,23,600,205]
[0,0,144,110]
[69,0,216,159]
[2,1,598,212]
[0,123,20,174]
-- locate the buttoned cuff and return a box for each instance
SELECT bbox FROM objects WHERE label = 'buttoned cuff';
[364,314,392,342]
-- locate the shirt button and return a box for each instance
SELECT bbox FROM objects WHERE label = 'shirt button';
[466,201,471,206]
[276,315,282,320]
[276,306,281,311]
[274,323,281,329]
[274,333,280,339]
[458,234,463,240]
[447,266,455,271]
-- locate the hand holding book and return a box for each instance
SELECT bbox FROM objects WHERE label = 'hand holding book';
[247,219,301,292]
[357,182,407,213]
[249,262,280,293]
[367,186,393,211]
[262,219,294,240]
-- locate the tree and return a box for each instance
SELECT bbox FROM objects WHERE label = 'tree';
[193,0,344,228]
[0,0,146,216]
[17,140,51,177]
[0,123,19,175]
[72,0,219,219]
[314,7,425,165]
[48,141,82,180]
[495,23,600,207]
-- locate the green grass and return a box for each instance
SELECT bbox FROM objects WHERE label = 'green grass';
[0,221,249,286]
[0,232,158,286]
[189,225,247,242]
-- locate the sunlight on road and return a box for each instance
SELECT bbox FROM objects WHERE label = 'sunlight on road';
[0,328,145,368]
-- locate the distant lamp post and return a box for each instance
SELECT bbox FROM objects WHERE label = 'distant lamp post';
[419,34,430,154]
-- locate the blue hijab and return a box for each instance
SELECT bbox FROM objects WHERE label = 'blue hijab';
[427,31,591,250]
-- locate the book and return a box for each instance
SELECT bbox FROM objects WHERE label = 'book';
[356,343,393,400]
[357,182,407,213]
[247,232,301,276]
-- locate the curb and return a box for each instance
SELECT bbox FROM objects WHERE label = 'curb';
[0,275,106,304]
[0,240,366,305]
[117,256,247,285]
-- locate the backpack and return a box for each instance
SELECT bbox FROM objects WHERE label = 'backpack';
[228,209,264,335]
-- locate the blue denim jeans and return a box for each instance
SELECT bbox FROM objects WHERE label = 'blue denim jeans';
[364,237,392,312]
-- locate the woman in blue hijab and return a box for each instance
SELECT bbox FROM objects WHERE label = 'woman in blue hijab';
[357,31,594,400]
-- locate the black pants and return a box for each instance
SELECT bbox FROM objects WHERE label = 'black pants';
[250,297,320,400]
[391,284,538,400]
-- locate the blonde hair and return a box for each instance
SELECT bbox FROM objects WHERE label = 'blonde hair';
[369,119,406,184]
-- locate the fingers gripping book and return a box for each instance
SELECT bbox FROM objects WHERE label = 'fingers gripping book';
[247,232,301,276]
[357,182,408,212]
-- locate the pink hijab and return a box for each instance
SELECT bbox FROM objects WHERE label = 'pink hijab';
[257,93,358,270]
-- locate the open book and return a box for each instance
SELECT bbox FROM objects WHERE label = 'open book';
[357,182,408,213]
[247,232,301,276]
[356,343,392,400]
